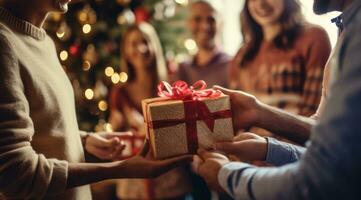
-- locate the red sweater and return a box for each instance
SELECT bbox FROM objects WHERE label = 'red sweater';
[230,25,331,116]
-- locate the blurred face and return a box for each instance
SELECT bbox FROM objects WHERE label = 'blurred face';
[124,29,155,70]
[188,2,218,49]
[247,0,284,27]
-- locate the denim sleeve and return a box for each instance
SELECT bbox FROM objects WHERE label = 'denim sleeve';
[217,19,361,200]
[265,137,306,166]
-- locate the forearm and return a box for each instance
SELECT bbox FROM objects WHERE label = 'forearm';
[218,137,348,200]
[256,103,315,144]
[67,161,122,189]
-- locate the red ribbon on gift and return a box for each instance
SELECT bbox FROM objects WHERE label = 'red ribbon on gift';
[147,80,231,154]
[157,80,222,101]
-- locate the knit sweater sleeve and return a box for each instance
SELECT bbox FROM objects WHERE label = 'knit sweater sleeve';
[299,26,331,116]
[0,33,68,198]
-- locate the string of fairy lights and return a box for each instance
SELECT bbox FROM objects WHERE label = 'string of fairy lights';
[46,0,197,131]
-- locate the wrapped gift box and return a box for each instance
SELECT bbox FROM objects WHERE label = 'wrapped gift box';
[142,88,234,159]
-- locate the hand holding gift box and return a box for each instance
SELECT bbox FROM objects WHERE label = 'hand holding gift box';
[142,80,234,159]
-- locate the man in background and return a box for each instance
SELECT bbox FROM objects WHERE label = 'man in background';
[177,0,231,87]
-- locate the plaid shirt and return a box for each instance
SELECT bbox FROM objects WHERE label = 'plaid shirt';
[230,25,331,116]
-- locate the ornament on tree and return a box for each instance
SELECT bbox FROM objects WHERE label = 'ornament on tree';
[135,7,150,24]
[82,60,92,71]
[117,9,135,25]
[56,21,72,41]
[69,43,80,56]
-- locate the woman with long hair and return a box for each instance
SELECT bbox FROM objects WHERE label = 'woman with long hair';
[109,22,193,200]
[230,0,331,118]
[109,23,168,132]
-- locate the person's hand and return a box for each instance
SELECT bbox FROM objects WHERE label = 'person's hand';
[118,140,193,178]
[214,132,268,162]
[193,149,230,192]
[85,131,133,160]
[213,86,262,131]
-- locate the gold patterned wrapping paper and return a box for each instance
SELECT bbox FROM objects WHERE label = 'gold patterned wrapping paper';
[142,94,234,159]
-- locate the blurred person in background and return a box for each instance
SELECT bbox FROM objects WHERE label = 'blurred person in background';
[177,1,232,199]
[230,0,331,118]
[108,23,193,200]
[229,0,331,140]
[177,0,231,88]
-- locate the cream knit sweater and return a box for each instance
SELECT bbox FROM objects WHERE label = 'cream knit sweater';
[0,8,91,199]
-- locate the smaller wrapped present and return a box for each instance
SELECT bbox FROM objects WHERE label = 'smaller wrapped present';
[142,80,234,159]
[115,135,145,160]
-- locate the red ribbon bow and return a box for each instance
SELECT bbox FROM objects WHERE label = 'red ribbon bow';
[147,80,231,154]
[157,80,222,100]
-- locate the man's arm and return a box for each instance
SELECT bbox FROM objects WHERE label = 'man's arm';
[216,24,361,199]
[66,142,192,189]
[256,104,315,144]
[216,86,315,144]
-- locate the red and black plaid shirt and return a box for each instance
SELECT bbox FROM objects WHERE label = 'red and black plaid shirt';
[230,25,331,116]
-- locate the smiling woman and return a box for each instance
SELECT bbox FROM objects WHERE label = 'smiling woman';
[229,0,331,139]
[215,0,338,55]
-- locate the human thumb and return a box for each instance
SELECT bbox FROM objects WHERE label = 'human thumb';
[213,142,241,155]
[111,137,121,146]
[213,85,236,96]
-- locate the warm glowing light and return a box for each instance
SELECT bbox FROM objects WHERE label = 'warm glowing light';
[82,24,92,34]
[111,73,120,84]
[184,39,197,51]
[119,72,128,83]
[104,123,113,132]
[98,100,108,111]
[105,66,114,77]
[85,88,94,100]
[59,50,68,61]
[56,30,65,38]
[78,12,87,22]
[52,13,62,21]
[83,60,91,71]
[175,0,188,6]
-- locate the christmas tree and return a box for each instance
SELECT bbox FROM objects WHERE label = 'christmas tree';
[45,0,192,131]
